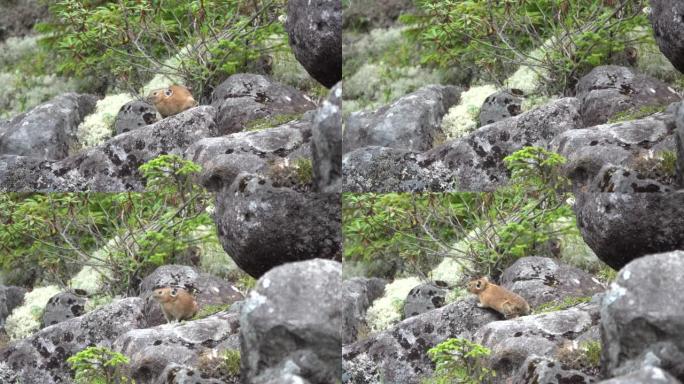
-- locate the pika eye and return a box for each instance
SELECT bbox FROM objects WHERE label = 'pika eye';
[164,89,173,97]
[476,281,482,289]
[170,288,177,296]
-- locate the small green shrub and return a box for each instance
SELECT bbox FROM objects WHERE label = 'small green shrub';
[193,304,231,320]
[244,113,303,131]
[424,338,495,384]
[607,104,667,123]
[67,346,132,384]
[597,265,618,284]
[582,341,602,368]
[533,296,592,314]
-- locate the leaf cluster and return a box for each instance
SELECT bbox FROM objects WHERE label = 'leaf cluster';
[67,346,132,384]
[424,338,495,384]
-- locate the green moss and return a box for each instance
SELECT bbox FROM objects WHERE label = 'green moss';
[533,296,592,314]
[193,304,231,320]
[223,350,241,376]
[659,151,677,177]
[596,265,617,284]
[581,341,601,368]
[607,104,667,124]
[237,275,257,293]
[244,113,303,131]
[294,158,313,185]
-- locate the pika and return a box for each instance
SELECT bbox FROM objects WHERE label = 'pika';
[152,286,199,323]
[146,85,198,118]
[466,277,530,319]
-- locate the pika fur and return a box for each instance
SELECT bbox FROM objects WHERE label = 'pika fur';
[146,85,198,118]
[466,277,530,319]
[152,286,199,323]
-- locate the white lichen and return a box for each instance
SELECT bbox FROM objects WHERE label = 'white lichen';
[440,84,497,140]
[5,285,62,340]
[77,93,134,149]
[69,266,105,295]
[365,277,421,332]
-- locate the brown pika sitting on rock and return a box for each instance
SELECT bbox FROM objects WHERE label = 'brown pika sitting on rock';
[466,277,530,319]
[146,85,198,118]
[152,286,199,323]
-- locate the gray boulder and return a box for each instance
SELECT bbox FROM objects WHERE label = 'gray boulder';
[601,251,684,380]
[676,102,684,188]
[479,89,524,126]
[474,304,598,382]
[139,265,243,327]
[342,297,499,384]
[113,311,240,383]
[0,93,97,160]
[343,0,413,30]
[574,193,684,270]
[599,366,682,384]
[514,355,597,384]
[41,291,87,328]
[343,85,461,153]
[650,0,684,74]
[0,0,48,39]
[592,164,675,194]
[402,282,447,319]
[241,259,341,384]
[159,364,231,384]
[0,106,215,191]
[285,0,341,87]
[342,277,386,345]
[312,82,341,193]
[575,65,680,127]
[210,74,315,135]
[500,256,605,308]
[342,146,455,192]
[186,117,312,192]
[0,286,25,327]
[113,99,158,135]
[214,173,341,278]
[0,298,146,383]
[422,97,581,191]
[551,110,677,193]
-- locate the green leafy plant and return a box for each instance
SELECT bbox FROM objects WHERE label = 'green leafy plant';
[402,0,649,94]
[0,156,216,295]
[223,350,241,377]
[67,346,132,384]
[424,338,495,384]
[36,0,288,97]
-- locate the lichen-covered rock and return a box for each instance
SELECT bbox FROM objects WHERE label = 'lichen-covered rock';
[402,282,447,319]
[343,85,461,153]
[551,110,677,193]
[210,74,316,135]
[342,277,386,345]
[186,119,312,192]
[312,82,341,192]
[474,303,599,382]
[650,0,684,74]
[113,311,240,383]
[575,65,680,127]
[0,0,48,40]
[601,251,684,381]
[479,89,524,126]
[113,99,158,135]
[40,291,86,328]
[675,101,684,188]
[598,366,682,384]
[342,146,455,192]
[0,298,146,383]
[342,297,499,384]
[514,355,597,384]
[241,259,341,384]
[159,364,230,384]
[500,256,605,308]
[422,97,581,191]
[0,106,215,191]
[0,93,97,160]
[574,193,684,270]
[139,265,243,327]
[214,173,341,278]
[0,286,26,327]
[286,0,342,87]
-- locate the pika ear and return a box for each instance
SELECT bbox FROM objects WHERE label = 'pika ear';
[164,88,173,97]
[482,277,489,283]
[170,288,178,297]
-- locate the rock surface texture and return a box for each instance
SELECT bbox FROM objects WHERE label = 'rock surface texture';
[241,259,341,384]
[574,193,684,270]
[650,0,684,74]
[601,251,684,381]
[342,277,386,345]
[286,0,342,87]
[40,291,87,328]
[479,89,524,126]
[312,82,342,192]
